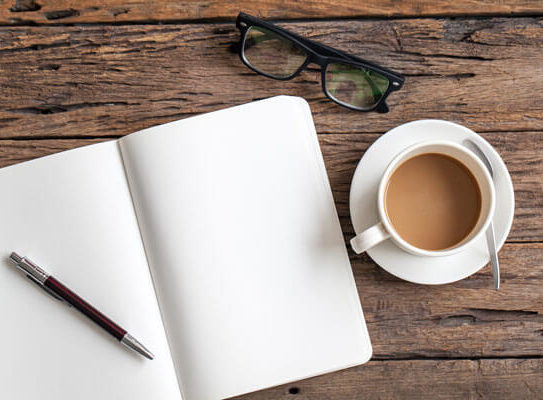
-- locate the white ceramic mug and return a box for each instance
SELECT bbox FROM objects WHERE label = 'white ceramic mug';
[350,140,496,257]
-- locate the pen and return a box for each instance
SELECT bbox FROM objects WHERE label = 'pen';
[9,252,154,360]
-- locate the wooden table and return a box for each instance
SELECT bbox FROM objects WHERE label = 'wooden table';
[1,1,542,398]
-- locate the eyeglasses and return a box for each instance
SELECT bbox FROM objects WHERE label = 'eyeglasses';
[236,12,405,113]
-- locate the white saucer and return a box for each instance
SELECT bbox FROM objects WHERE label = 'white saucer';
[349,120,515,285]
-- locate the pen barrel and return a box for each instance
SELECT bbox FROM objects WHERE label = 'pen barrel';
[44,277,127,341]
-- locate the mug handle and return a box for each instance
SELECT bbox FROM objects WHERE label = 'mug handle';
[350,222,391,254]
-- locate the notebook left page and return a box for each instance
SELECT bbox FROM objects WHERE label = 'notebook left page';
[0,141,181,400]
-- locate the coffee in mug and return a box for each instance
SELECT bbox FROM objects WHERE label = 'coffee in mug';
[384,153,481,251]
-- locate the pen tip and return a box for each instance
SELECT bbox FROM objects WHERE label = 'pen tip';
[121,333,155,360]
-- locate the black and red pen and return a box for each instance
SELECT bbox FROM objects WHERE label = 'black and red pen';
[9,252,154,360]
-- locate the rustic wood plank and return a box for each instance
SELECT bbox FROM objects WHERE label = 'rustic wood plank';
[355,242,543,359]
[2,0,543,25]
[1,18,543,138]
[1,5,540,398]
[0,139,541,361]
[231,358,543,400]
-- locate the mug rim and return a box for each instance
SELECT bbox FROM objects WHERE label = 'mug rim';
[377,140,496,257]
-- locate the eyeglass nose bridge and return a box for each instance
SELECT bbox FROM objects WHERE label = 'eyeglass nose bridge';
[306,53,329,67]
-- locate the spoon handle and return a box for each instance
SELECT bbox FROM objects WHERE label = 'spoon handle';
[486,222,500,290]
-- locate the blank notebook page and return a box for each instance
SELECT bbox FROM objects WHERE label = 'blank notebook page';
[120,96,371,400]
[0,142,180,400]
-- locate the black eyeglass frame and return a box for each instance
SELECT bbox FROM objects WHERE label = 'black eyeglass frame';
[236,12,405,113]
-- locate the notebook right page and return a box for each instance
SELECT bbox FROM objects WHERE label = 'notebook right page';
[119,96,371,400]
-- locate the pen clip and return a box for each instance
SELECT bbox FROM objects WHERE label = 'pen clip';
[26,275,70,305]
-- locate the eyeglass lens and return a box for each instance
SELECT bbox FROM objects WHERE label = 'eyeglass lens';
[243,26,307,79]
[325,62,390,109]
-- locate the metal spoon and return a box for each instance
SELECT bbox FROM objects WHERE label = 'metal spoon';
[463,139,500,290]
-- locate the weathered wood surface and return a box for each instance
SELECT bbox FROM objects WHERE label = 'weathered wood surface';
[233,358,543,400]
[1,5,542,398]
[359,242,543,359]
[1,17,543,139]
[2,0,543,25]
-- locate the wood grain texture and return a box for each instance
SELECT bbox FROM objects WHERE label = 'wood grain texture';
[1,7,542,397]
[2,0,543,25]
[356,242,543,359]
[1,18,543,139]
[231,359,543,400]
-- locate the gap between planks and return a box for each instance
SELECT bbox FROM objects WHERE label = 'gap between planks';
[2,13,543,28]
[2,0,543,26]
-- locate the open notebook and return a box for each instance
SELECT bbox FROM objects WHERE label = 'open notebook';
[0,96,371,400]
